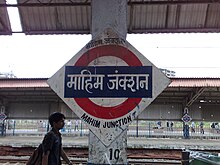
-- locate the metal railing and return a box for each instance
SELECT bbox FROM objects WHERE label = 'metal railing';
[1,119,220,140]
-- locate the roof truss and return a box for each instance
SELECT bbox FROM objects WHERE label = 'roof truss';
[2,0,220,35]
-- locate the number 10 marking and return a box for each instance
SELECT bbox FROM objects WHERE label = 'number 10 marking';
[109,148,120,160]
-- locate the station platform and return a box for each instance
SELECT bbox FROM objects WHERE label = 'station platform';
[1,135,220,151]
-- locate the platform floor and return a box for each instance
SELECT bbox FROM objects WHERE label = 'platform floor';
[1,135,220,151]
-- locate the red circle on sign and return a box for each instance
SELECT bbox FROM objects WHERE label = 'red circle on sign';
[74,45,142,119]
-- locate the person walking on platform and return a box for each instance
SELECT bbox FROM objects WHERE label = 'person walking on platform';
[74,120,79,131]
[67,120,72,133]
[199,122,204,134]
[42,112,73,165]
[191,121,195,133]
[183,123,190,139]
[166,121,170,131]
[170,121,174,132]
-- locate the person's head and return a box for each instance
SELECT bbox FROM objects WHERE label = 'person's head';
[49,112,66,128]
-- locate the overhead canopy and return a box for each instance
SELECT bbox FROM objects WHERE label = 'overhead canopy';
[0,0,12,35]
[1,0,220,35]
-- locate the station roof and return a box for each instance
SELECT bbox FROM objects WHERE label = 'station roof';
[0,78,220,107]
[0,0,11,35]
[1,77,220,88]
[1,0,220,35]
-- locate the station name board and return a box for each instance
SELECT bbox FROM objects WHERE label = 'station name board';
[64,66,152,98]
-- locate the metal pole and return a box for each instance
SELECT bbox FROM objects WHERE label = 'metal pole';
[148,122,151,137]
[13,120,15,136]
[80,120,83,137]
[136,117,139,137]
[181,150,190,165]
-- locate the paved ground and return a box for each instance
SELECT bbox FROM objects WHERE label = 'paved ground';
[1,135,220,151]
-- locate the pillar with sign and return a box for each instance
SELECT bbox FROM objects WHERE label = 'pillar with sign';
[0,113,7,136]
[48,0,170,164]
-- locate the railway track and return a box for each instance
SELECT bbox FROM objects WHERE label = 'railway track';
[0,157,181,165]
[0,146,182,164]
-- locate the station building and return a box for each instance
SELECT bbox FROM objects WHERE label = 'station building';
[0,77,220,137]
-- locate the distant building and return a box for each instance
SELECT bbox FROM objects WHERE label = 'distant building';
[0,72,16,78]
[160,69,176,77]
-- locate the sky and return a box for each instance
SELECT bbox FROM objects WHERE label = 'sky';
[1,2,220,78]
[1,33,220,78]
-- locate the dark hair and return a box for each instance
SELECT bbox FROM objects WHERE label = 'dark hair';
[49,112,65,127]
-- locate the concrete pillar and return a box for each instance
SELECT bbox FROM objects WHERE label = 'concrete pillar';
[88,0,128,164]
[91,0,127,39]
[88,131,128,164]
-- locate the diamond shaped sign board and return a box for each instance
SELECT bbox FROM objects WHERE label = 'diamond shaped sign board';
[47,29,170,146]
[0,113,7,121]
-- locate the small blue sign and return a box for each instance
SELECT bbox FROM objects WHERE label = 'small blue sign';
[182,113,192,123]
[64,66,152,98]
[0,113,7,121]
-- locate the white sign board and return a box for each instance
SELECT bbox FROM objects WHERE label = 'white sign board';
[48,30,170,146]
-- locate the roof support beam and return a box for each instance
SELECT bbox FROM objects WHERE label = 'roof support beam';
[186,87,205,107]
[0,2,91,7]
[129,28,220,34]
[128,0,220,5]
[1,0,220,8]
